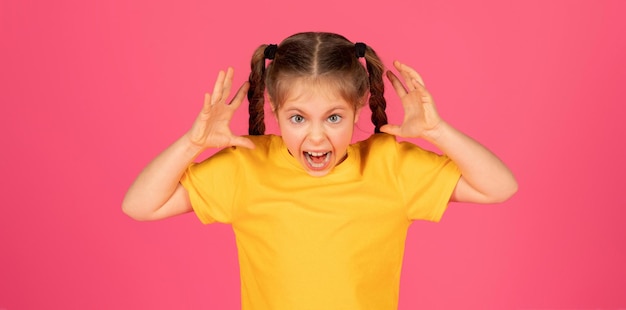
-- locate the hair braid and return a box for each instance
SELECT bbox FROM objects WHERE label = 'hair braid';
[363,47,388,133]
[247,45,268,135]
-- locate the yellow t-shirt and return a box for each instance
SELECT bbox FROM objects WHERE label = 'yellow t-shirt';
[180,133,460,310]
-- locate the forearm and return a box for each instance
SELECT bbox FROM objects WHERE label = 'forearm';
[122,133,204,219]
[424,122,518,203]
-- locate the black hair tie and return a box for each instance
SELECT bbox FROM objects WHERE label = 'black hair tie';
[264,44,278,60]
[355,42,366,58]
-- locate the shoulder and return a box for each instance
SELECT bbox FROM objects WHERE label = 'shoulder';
[349,134,401,171]
[354,133,450,164]
[192,135,279,169]
[239,134,282,159]
[354,133,398,153]
[218,135,278,153]
[245,134,280,147]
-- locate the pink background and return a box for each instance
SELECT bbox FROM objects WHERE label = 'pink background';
[1,0,625,309]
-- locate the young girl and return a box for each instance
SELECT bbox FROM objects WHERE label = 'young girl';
[123,32,517,309]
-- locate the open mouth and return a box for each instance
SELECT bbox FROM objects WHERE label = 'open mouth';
[303,151,331,169]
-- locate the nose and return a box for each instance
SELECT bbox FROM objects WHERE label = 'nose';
[307,122,327,144]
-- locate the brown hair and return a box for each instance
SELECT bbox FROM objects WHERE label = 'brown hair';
[247,32,388,135]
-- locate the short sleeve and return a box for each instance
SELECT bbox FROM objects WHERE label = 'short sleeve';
[396,141,461,222]
[179,148,241,224]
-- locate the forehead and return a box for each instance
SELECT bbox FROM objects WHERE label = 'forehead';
[272,76,360,114]
[284,78,344,103]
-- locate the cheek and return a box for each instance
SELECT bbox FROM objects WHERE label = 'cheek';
[279,127,304,153]
[283,137,299,153]
[331,126,355,150]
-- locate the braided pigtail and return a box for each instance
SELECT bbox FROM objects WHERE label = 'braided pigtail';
[362,46,388,133]
[247,44,272,135]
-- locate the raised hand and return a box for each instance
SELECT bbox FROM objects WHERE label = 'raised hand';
[380,61,443,141]
[186,67,255,150]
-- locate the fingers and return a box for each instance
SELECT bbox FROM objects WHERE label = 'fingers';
[393,61,415,91]
[228,82,250,108]
[387,60,426,98]
[208,67,236,106]
[386,67,430,102]
[393,60,425,88]
[210,70,226,105]
[386,71,408,97]
[226,82,254,149]
[389,60,434,104]
[221,67,235,103]
[230,136,256,149]
[411,78,433,101]
[202,93,212,113]
[379,124,402,136]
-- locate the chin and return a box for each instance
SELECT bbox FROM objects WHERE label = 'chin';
[304,169,332,177]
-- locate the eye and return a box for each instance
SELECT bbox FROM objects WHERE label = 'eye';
[289,115,305,124]
[327,114,342,124]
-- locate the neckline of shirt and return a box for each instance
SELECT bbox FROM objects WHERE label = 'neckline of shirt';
[270,134,359,178]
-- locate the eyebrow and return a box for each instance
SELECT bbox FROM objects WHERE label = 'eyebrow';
[282,106,349,114]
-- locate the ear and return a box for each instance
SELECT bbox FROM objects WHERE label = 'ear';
[354,106,363,123]
[267,97,277,114]
[354,94,369,123]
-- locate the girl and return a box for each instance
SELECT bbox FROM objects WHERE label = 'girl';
[123,32,517,309]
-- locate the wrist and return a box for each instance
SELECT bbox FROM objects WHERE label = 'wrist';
[421,121,450,144]
[181,132,207,156]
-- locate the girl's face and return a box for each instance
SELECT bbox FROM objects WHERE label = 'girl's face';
[274,83,359,177]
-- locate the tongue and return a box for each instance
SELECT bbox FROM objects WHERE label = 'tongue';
[310,154,326,163]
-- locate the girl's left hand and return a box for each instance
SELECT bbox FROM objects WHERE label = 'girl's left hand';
[380,61,443,141]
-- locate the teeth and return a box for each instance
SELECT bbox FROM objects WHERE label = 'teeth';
[304,151,331,168]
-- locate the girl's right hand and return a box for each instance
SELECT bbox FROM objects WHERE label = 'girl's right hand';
[186,67,255,150]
